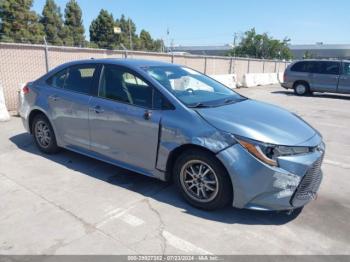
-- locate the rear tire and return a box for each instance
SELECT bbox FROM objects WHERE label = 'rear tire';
[294,82,310,96]
[32,114,59,154]
[173,150,233,210]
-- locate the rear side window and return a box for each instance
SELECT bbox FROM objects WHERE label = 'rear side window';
[313,61,340,75]
[46,64,97,95]
[291,61,312,73]
[64,65,97,94]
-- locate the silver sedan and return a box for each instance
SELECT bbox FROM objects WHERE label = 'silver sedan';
[19,59,325,211]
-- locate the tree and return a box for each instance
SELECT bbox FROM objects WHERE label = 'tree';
[228,28,293,60]
[88,12,163,51]
[152,39,164,52]
[64,0,85,46]
[0,0,44,44]
[40,0,64,45]
[115,15,138,50]
[89,9,118,49]
[138,30,164,52]
[139,29,153,50]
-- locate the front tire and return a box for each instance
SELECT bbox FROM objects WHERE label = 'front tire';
[32,114,59,154]
[174,150,233,210]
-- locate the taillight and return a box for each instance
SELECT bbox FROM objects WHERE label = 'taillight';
[22,84,30,95]
[283,72,287,82]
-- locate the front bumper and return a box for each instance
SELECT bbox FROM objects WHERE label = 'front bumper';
[217,141,324,211]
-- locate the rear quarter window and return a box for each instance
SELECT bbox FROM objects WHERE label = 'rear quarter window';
[290,61,312,73]
[46,69,68,88]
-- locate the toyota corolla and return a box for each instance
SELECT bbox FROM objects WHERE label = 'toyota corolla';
[19,59,325,211]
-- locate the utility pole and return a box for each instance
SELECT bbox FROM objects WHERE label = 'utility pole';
[43,36,49,73]
[231,33,238,74]
[161,38,164,53]
[121,43,128,58]
[233,32,238,58]
[166,27,170,53]
[128,19,133,50]
[171,39,174,53]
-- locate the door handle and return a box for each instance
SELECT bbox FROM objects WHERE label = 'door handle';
[92,105,104,114]
[340,76,348,80]
[143,110,152,120]
[48,95,59,101]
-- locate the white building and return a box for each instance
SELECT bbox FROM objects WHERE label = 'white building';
[171,44,350,59]
[290,44,350,59]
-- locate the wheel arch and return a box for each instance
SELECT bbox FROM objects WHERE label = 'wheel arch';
[167,143,234,209]
[28,109,53,134]
[165,144,232,185]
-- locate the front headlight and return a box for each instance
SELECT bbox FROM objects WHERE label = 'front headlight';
[236,137,311,167]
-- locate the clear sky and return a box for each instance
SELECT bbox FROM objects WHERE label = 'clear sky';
[32,0,350,46]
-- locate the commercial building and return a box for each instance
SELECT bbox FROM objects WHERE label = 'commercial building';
[290,44,350,59]
[172,44,350,59]
[171,45,232,56]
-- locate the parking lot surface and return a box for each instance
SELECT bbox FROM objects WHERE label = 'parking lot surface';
[0,84,349,255]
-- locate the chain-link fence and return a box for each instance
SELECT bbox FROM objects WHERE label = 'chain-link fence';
[0,42,290,111]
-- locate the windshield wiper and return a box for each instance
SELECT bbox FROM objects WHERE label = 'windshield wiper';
[223,97,246,105]
[188,97,246,108]
[187,102,210,108]
[224,98,236,104]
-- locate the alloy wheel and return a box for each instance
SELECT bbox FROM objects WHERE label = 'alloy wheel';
[35,120,51,148]
[180,160,219,203]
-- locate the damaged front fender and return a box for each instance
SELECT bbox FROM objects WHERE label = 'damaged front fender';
[155,110,237,173]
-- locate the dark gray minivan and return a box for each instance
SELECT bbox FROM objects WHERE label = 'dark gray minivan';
[282,60,350,95]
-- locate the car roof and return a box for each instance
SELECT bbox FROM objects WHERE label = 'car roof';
[59,58,177,69]
[294,59,343,63]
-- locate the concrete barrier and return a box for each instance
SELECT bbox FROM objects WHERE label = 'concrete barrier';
[210,74,237,89]
[0,84,10,121]
[242,73,283,88]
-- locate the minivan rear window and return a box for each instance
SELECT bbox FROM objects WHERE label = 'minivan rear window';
[291,61,340,75]
[291,61,312,73]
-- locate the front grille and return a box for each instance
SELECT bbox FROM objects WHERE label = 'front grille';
[291,155,323,206]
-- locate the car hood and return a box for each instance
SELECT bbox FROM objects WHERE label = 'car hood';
[195,99,317,146]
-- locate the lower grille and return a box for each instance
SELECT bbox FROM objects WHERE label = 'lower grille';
[291,156,323,206]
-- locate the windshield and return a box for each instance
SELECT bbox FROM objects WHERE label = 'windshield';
[143,66,245,107]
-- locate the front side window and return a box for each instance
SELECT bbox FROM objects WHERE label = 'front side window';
[144,66,244,107]
[342,63,350,75]
[98,65,153,108]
